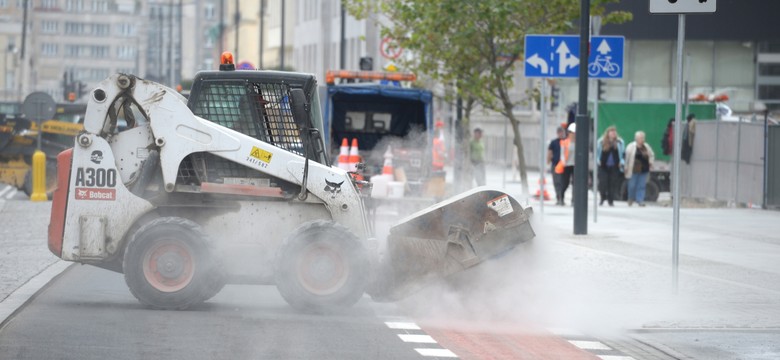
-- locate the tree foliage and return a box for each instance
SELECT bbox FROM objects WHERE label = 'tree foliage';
[345,0,631,193]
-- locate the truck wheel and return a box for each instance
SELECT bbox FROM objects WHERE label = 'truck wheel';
[275,220,369,312]
[645,180,660,202]
[123,217,223,310]
[22,160,57,199]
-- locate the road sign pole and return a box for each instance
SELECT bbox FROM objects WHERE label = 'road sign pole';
[540,80,547,216]
[593,81,599,223]
[574,0,590,235]
[672,13,686,294]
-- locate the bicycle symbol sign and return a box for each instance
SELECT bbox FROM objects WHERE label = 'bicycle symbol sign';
[588,36,624,79]
[524,35,623,79]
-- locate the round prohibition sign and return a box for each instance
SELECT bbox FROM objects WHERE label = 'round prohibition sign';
[380,37,404,59]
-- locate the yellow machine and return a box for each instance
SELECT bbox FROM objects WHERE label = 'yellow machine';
[0,104,84,197]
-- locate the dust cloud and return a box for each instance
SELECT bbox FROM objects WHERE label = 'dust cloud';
[385,216,687,338]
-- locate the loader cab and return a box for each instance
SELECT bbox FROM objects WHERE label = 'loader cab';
[187,70,328,166]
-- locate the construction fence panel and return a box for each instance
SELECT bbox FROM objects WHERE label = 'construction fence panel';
[683,121,765,205]
[768,126,780,208]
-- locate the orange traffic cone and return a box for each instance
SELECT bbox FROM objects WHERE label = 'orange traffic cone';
[348,138,361,172]
[534,177,551,201]
[382,145,394,178]
[338,138,350,170]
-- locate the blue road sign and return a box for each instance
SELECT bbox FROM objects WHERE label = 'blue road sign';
[588,36,624,79]
[524,35,581,78]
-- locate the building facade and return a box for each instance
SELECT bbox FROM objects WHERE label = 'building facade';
[28,0,147,102]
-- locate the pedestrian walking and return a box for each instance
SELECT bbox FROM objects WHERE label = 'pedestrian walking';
[681,113,696,164]
[470,128,486,186]
[596,126,625,206]
[661,118,674,156]
[547,126,566,204]
[624,131,655,206]
[553,123,576,205]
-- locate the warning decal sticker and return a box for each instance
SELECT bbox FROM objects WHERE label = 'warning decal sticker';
[487,194,514,217]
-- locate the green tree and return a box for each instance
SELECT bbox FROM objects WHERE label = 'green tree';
[345,0,630,193]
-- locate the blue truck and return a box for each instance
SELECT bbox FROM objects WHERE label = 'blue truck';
[321,71,434,190]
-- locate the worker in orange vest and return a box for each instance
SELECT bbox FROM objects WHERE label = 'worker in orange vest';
[432,120,446,172]
[553,123,576,205]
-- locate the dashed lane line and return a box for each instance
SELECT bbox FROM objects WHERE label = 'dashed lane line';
[569,340,613,351]
[398,334,437,344]
[385,320,459,358]
[415,348,459,358]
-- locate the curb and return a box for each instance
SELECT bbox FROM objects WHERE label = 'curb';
[0,261,72,328]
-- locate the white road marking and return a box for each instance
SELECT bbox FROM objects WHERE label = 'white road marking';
[5,188,17,199]
[598,356,636,360]
[385,321,421,330]
[415,348,458,358]
[569,340,612,351]
[0,186,12,198]
[398,334,437,344]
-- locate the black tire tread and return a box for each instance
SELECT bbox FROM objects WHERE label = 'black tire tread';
[123,217,224,310]
[274,220,369,312]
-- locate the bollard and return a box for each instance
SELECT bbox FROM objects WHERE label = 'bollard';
[30,150,48,201]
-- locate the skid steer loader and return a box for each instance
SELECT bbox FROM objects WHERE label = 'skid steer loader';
[48,65,534,311]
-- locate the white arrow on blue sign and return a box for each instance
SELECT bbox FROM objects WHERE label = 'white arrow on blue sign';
[588,36,624,79]
[524,35,581,78]
[524,34,625,79]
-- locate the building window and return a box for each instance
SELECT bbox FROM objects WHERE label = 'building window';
[92,45,109,58]
[41,43,58,57]
[0,0,8,9]
[93,23,110,36]
[41,20,58,33]
[40,0,56,9]
[66,0,84,12]
[117,23,136,37]
[65,45,82,58]
[203,58,214,71]
[117,46,136,59]
[91,0,107,12]
[204,30,214,48]
[204,3,214,19]
[65,22,85,35]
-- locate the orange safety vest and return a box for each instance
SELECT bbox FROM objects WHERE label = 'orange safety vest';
[554,139,570,174]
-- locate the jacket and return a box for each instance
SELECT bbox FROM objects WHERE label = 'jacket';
[596,137,625,169]
[624,141,655,179]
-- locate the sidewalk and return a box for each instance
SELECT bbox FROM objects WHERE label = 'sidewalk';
[481,164,780,330]
[0,198,67,323]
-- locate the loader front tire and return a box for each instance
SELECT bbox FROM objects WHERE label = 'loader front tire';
[275,220,369,312]
[123,217,223,310]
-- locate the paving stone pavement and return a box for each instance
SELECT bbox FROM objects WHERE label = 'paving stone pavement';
[0,199,60,303]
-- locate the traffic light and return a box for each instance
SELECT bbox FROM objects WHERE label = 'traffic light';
[77,81,88,99]
[597,80,606,101]
[551,85,560,110]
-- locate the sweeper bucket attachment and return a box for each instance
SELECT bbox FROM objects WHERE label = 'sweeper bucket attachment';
[369,188,534,301]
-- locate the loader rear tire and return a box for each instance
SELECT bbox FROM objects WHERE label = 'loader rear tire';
[123,217,223,310]
[275,220,369,312]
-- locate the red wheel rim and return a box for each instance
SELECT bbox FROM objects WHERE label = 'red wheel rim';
[142,238,195,292]
[296,242,348,296]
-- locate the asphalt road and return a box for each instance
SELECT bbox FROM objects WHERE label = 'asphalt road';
[0,264,432,360]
